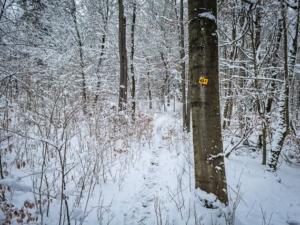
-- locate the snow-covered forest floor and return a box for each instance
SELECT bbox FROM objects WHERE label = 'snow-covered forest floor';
[111,112,300,225]
[1,107,300,225]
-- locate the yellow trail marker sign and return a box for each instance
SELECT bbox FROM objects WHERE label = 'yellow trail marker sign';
[199,77,208,85]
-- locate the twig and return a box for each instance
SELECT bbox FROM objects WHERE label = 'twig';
[245,201,256,218]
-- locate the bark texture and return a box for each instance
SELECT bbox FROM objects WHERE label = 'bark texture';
[188,0,228,205]
[130,2,136,119]
[118,0,128,111]
[180,0,187,130]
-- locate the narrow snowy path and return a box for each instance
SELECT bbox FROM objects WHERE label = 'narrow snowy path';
[123,116,170,225]
[89,113,300,225]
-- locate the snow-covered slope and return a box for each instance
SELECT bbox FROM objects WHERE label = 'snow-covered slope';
[1,112,300,225]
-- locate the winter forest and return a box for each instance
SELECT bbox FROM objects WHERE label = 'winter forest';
[0,0,300,224]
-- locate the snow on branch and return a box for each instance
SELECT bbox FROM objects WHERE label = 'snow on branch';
[231,75,285,83]
[0,127,62,150]
[286,1,298,10]
[207,153,224,161]
[198,12,216,22]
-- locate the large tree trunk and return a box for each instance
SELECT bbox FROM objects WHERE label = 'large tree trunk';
[188,0,228,205]
[180,0,187,130]
[118,0,128,111]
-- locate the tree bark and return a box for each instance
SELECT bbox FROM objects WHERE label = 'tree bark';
[186,80,191,133]
[71,0,87,114]
[130,2,137,120]
[222,7,237,130]
[289,0,300,126]
[148,73,152,110]
[160,52,169,111]
[118,0,128,111]
[188,0,228,205]
[180,0,187,130]
[94,1,109,105]
[268,1,289,171]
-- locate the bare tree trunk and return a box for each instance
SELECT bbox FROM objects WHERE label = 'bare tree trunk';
[94,1,109,105]
[268,1,289,171]
[180,0,187,130]
[118,0,128,111]
[289,0,300,127]
[71,0,87,114]
[93,32,106,104]
[130,2,137,120]
[148,74,152,110]
[248,1,269,165]
[188,0,228,205]
[268,0,300,170]
[222,9,237,130]
[146,59,152,110]
[160,52,169,111]
[186,80,191,132]
[263,12,284,165]
[250,2,262,115]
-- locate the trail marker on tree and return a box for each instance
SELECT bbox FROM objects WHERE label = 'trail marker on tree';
[199,77,209,85]
[188,0,228,205]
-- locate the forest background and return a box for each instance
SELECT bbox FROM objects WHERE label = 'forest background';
[0,0,300,224]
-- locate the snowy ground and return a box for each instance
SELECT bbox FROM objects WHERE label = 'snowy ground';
[85,113,300,225]
[1,112,300,225]
[226,148,300,225]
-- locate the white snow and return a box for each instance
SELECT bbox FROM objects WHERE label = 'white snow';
[72,207,85,222]
[0,178,31,192]
[199,12,216,22]
[45,167,57,173]
[1,112,299,225]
